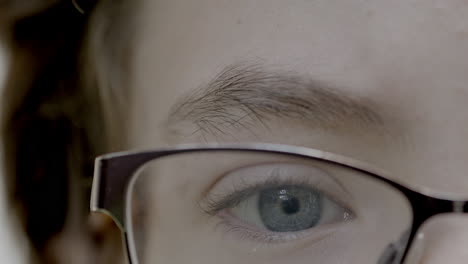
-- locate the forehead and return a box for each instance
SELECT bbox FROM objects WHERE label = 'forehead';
[128,0,468,192]
[133,0,468,109]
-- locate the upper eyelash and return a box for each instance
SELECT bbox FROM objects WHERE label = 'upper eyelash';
[200,175,330,216]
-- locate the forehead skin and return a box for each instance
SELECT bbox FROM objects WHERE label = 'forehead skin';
[129,0,468,194]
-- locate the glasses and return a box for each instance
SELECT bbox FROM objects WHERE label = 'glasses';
[90,143,468,264]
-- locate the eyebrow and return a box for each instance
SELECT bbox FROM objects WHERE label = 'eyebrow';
[167,63,384,138]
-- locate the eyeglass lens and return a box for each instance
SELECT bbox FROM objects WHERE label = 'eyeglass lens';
[126,150,413,264]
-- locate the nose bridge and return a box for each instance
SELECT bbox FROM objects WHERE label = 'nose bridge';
[404,213,468,264]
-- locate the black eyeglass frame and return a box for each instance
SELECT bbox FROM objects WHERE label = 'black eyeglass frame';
[90,143,468,264]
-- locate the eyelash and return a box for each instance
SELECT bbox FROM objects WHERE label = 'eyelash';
[214,210,321,244]
[202,173,351,214]
[202,176,318,215]
[200,175,354,244]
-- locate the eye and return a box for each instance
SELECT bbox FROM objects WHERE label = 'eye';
[202,162,357,243]
[230,184,351,233]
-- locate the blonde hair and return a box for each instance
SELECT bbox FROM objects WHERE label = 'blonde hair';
[83,0,140,151]
[1,0,139,262]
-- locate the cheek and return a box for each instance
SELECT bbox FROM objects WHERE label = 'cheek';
[406,214,468,264]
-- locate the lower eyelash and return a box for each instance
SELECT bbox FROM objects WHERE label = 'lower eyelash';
[215,211,299,244]
[215,210,338,245]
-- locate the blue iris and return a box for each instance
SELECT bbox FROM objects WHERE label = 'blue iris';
[258,185,322,232]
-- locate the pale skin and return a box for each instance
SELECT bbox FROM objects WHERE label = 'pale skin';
[122,0,468,263]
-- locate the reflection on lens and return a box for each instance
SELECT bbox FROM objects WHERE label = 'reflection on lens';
[127,150,413,264]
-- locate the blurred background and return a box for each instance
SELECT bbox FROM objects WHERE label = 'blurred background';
[0,43,29,263]
[0,1,128,263]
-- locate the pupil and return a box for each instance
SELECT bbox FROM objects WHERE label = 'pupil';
[258,185,323,232]
[280,196,300,215]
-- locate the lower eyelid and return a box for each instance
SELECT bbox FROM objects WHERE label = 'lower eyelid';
[216,209,350,245]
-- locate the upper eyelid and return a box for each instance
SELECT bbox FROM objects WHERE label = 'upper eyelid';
[199,163,355,216]
[201,177,309,215]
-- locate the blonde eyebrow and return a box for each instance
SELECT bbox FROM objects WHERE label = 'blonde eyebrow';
[168,62,383,137]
